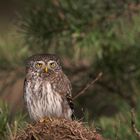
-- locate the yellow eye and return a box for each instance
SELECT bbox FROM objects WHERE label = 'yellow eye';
[36,63,43,68]
[49,62,56,68]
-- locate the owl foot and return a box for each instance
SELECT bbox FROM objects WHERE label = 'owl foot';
[39,117,53,123]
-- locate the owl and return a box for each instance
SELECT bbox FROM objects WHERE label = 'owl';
[24,54,74,121]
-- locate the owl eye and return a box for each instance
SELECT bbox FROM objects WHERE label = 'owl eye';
[49,62,56,68]
[35,63,43,68]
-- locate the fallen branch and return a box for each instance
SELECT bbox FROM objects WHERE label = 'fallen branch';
[73,72,103,100]
[130,108,140,139]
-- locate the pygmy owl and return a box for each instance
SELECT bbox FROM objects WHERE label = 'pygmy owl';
[24,54,74,121]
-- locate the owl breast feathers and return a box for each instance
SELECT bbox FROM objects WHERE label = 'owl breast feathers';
[24,54,74,121]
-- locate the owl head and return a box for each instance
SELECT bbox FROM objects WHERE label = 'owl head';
[25,54,62,77]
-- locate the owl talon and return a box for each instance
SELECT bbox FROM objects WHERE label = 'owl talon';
[39,117,53,123]
[39,118,46,123]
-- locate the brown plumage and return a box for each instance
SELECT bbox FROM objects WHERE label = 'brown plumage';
[24,54,74,121]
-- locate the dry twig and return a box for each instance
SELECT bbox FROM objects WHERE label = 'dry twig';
[73,72,103,100]
[131,108,140,139]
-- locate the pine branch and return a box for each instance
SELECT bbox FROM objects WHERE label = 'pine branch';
[73,72,103,100]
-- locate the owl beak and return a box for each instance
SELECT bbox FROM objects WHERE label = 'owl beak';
[44,67,48,73]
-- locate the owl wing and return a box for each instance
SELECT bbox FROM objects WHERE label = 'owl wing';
[66,93,74,119]
[63,75,74,119]
[54,73,74,119]
[23,78,29,113]
[23,79,27,105]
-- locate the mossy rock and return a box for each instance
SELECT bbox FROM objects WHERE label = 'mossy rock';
[15,118,105,140]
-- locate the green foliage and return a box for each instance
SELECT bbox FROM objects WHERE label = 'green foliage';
[0,102,9,138]
[98,105,140,140]
[82,100,140,139]
[0,101,27,140]
[20,0,136,52]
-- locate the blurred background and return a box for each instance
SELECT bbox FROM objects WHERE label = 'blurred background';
[0,0,140,139]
